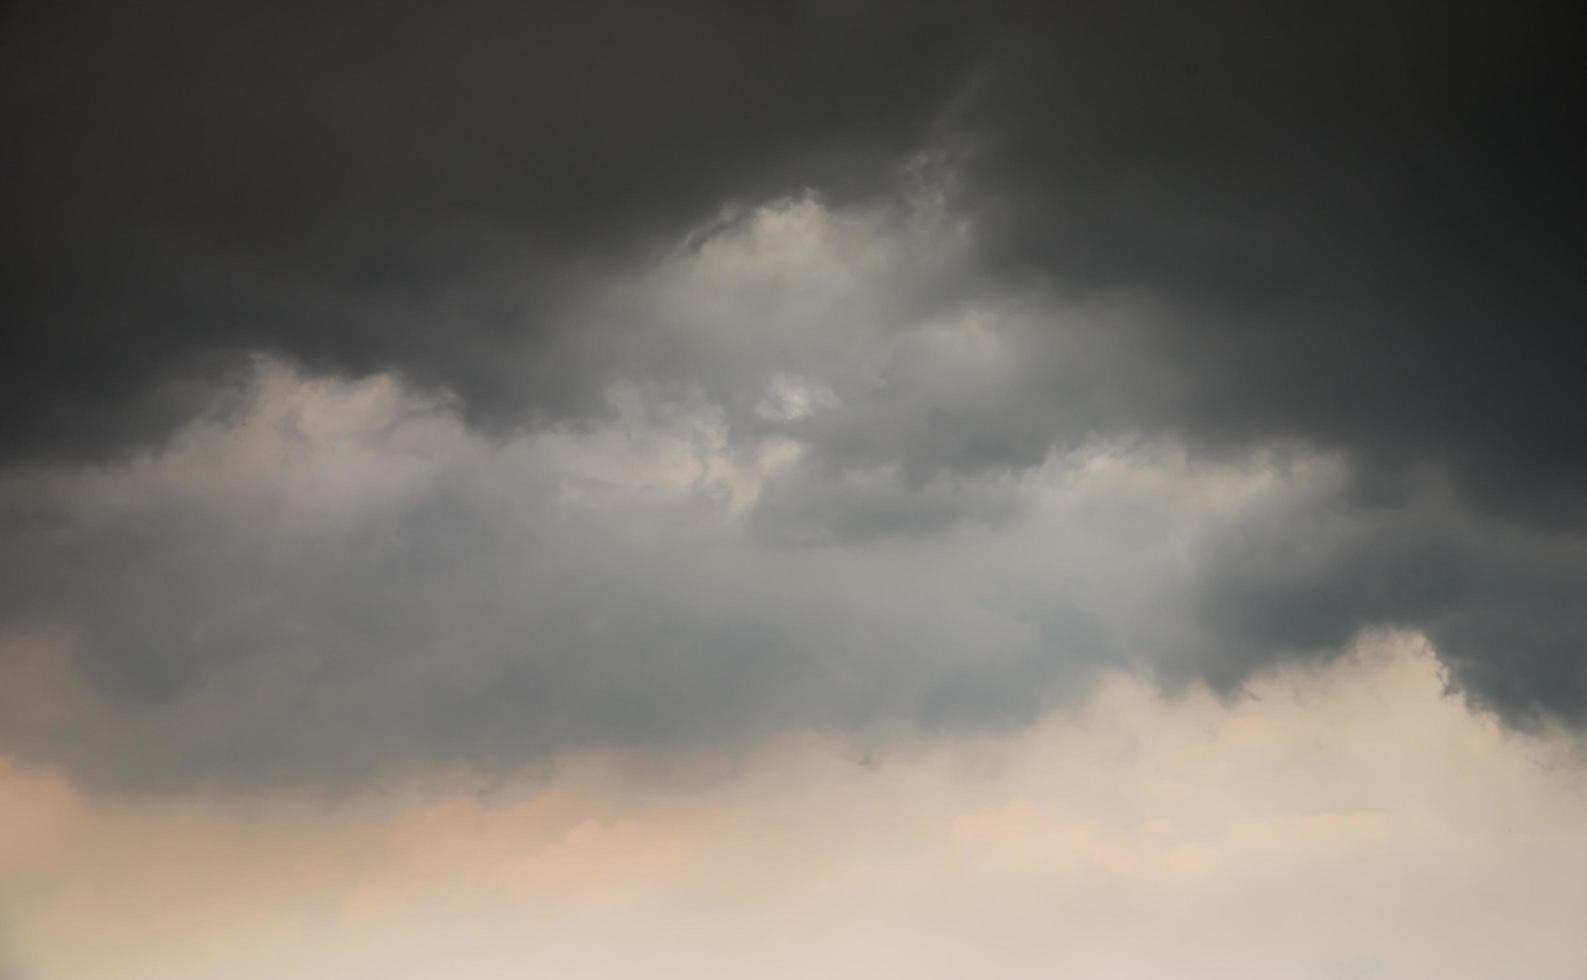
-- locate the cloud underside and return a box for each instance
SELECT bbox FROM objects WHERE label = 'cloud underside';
[1,0,1584,785]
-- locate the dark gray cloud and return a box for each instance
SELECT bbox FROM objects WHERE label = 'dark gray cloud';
[1176,468,1587,726]
[5,0,1580,500]
[12,0,1576,497]
[1,0,1584,784]
[0,0,977,458]
[953,2,1585,527]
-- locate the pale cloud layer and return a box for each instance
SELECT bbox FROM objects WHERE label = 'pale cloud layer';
[6,636,1586,980]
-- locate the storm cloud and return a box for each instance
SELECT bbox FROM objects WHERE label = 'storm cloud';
[2,0,1584,787]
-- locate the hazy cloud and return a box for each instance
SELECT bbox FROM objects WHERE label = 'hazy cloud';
[7,639,1587,979]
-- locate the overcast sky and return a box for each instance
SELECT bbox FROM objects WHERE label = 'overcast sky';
[1,2,1583,977]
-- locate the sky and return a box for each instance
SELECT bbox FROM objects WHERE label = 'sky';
[1,2,1583,977]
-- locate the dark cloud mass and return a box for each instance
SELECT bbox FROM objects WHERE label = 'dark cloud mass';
[0,0,975,455]
[1,0,1584,785]
[961,3,1585,522]
[3,1,1580,475]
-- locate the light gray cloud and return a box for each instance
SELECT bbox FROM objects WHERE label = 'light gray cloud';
[0,353,1109,788]
[3,187,1587,790]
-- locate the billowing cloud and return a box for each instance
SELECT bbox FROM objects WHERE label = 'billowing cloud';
[2,0,1584,781]
[1,187,1585,790]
